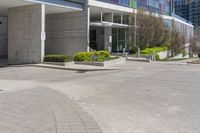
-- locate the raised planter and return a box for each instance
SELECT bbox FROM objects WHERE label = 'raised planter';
[131,54,153,60]
[157,51,169,60]
[43,61,74,66]
[127,57,151,63]
[75,57,126,67]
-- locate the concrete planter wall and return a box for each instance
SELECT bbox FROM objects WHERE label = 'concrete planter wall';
[75,57,126,67]
[43,62,74,66]
[170,53,190,60]
[171,54,183,59]
[157,51,168,60]
[131,54,153,60]
[127,57,151,62]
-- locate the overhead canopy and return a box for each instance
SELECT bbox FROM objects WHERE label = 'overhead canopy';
[90,21,129,28]
[0,0,83,16]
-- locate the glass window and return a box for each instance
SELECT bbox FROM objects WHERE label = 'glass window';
[123,15,129,25]
[90,15,101,22]
[121,0,129,6]
[113,15,121,23]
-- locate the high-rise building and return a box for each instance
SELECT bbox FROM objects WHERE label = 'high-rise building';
[174,0,200,46]
[174,0,200,26]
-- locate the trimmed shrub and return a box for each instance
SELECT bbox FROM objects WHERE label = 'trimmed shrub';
[98,50,109,58]
[141,46,168,55]
[73,51,114,62]
[44,55,73,62]
[73,52,93,62]
[155,54,160,60]
[64,56,73,62]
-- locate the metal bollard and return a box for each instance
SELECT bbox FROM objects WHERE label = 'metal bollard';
[123,48,126,57]
[137,47,140,58]
[153,50,156,61]
[125,52,128,59]
[108,46,112,54]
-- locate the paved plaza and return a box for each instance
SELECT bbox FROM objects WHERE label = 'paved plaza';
[0,61,200,133]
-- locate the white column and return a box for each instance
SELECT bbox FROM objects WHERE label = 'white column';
[87,6,90,52]
[121,14,123,24]
[100,9,103,22]
[41,4,45,62]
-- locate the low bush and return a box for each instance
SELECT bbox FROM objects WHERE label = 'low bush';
[73,52,93,62]
[74,51,116,62]
[65,56,73,62]
[141,46,168,55]
[130,47,138,54]
[179,49,186,56]
[44,55,73,62]
[155,54,160,60]
[44,51,118,63]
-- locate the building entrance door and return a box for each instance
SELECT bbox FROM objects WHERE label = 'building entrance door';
[90,29,97,50]
[112,28,126,52]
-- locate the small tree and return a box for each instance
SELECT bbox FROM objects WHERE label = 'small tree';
[149,17,170,47]
[189,37,200,55]
[169,25,186,57]
[128,9,170,50]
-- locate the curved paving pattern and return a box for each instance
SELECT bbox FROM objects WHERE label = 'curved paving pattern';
[0,88,102,133]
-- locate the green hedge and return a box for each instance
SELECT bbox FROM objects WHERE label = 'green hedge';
[155,54,160,60]
[44,51,117,63]
[44,55,73,62]
[141,46,168,55]
[73,51,114,62]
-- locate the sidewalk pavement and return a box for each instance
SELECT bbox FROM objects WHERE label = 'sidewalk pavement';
[0,87,102,133]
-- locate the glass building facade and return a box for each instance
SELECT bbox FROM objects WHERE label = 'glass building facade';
[98,0,137,8]
[98,0,171,15]
[138,0,171,15]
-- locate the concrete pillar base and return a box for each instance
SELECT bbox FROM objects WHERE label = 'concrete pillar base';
[8,4,45,64]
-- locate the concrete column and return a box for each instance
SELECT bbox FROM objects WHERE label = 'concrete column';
[8,4,45,64]
[103,13,113,51]
[104,27,112,51]
[45,5,88,55]
[41,4,45,62]
[87,6,90,52]
[121,14,123,24]
[100,9,103,22]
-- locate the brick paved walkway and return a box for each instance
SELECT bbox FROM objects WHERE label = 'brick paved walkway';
[0,87,102,133]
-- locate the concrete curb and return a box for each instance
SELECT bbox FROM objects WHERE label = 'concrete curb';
[32,64,119,72]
